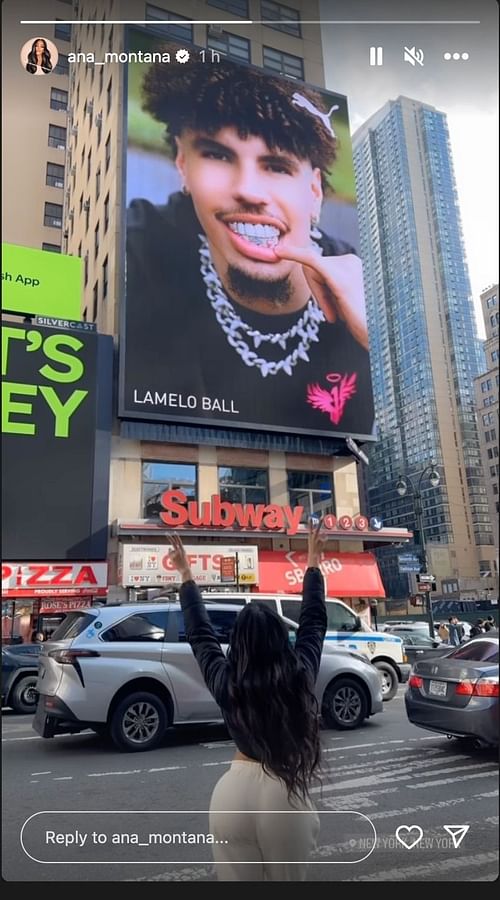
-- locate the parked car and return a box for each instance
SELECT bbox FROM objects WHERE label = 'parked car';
[2,643,42,713]
[381,620,419,631]
[385,629,451,666]
[201,592,410,702]
[33,601,384,752]
[405,636,499,746]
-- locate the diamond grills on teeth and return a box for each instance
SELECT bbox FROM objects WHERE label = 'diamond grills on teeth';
[228,221,280,248]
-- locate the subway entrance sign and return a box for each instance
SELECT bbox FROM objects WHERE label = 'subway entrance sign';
[1,244,81,319]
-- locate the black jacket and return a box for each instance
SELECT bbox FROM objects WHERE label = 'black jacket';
[123,192,375,438]
[179,567,327,761]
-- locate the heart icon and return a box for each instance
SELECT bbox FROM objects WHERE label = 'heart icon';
[395,825,424,849]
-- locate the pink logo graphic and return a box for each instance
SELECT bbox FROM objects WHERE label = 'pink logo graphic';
[307,373,357,425]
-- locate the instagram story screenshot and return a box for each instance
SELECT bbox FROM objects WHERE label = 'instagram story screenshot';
[1,0,499,886]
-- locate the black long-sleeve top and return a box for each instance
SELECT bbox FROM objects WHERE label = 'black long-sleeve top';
[179,568,327,761]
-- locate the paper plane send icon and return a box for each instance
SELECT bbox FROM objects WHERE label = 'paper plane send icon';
[443,825,470,848]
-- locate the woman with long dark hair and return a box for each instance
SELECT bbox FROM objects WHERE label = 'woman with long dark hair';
[26,38,53,75]
[168,519,327,880]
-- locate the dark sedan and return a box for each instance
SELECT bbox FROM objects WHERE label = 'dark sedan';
[385,628,450,666]
[405,636,499,746]
[2,643,42,713]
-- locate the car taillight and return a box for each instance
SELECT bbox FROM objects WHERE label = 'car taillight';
[455,678,499,697]
[48,649,100,664]
[409,674,423,688]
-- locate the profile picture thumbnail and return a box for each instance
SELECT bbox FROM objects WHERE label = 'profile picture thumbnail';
[20,37,58,75]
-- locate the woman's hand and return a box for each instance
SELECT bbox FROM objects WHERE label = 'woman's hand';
[167,533,193,583]
[274,246,369,351]
[307,516,327,569]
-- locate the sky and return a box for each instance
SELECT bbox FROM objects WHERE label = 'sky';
[320,0,499,336]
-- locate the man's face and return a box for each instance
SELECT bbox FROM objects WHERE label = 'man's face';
[175,127,322,291]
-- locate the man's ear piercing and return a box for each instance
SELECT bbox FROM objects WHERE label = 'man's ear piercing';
[182,184,190,196]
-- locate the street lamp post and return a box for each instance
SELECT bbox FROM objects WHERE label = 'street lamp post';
[396,464,440,639]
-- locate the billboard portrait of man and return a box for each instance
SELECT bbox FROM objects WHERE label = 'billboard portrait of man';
[121,34,375,440]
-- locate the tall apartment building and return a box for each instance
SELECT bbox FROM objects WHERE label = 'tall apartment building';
[352,96,497,600]
[2,0,71,252]
[474,285,499,560]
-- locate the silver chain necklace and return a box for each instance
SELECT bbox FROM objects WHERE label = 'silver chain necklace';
[198,235,326,378]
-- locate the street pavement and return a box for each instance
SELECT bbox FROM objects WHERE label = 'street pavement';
[2,687,498,882]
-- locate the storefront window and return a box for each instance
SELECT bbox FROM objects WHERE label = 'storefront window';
[142,461,197,517]
[218,467,269,504]
[287,471,335,522]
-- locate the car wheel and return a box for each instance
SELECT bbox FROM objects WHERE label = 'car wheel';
[109,692,168,752]
[374,661,398,701]
[322,678,368,730]
[10,676,38,714]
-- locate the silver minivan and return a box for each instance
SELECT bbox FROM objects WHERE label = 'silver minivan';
[33,600,383,752]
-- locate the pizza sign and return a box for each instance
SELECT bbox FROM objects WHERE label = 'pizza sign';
[1,562,108,597]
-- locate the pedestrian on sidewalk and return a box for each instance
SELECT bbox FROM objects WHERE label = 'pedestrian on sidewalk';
[438,622,450,643]
[167,520,328,881]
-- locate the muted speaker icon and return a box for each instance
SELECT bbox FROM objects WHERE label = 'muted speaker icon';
[404,46,425,66]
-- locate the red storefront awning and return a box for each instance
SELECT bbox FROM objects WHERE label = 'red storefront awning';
[257,550,385,597]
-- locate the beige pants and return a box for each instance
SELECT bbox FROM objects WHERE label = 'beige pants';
[208,760,320,881]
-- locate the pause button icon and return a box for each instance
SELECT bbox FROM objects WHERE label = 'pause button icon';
[369,46,383,66]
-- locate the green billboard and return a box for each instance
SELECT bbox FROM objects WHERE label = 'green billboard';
[1,243,82,319]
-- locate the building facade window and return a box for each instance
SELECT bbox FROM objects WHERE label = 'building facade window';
[42,242,61,253]
[207,29,251,62]
[94,222,100,259]
[218,467,269,504]
[105,134,111,171]
[54,21,72,41]
[87,148,92,181]
[92,281,98,321]
[46,162,65,188]
[104,192,110,231]
[43,202,63,228]
[145,4,193,41]
[103,255,108,299]
[55,53,69,75]
[262,46,304,79]
[96,166,101,199]
[50,87,68,111]
[107,77,112,113]
[486,295,497,308]
[48,124,66,149]
[207,0,249,16]
[142,461,197,518]
[260,0,301,37]
[287,471,334,520]
[84,253,89,285]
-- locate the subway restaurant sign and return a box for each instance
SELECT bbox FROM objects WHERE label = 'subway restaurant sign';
[1,321,113,561]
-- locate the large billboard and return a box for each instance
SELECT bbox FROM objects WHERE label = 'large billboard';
[120,31,375,440]
[2,321,113,560]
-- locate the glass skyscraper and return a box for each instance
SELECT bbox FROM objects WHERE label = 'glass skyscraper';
[353,97,495,594]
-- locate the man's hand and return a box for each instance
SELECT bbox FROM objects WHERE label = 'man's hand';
[307,516,327,569]
[274,246,368,351]
[167,533,193,583]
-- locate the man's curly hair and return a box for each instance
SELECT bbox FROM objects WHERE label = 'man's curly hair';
[141,44,338,187]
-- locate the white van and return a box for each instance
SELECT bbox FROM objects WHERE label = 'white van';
[204,592,410,700]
